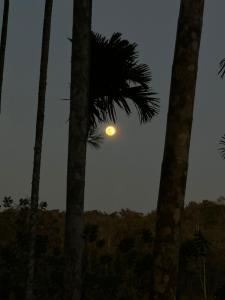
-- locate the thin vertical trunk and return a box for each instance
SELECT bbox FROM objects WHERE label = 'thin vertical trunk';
[0,0,9,113]
[151,1,204,300]
[63,1,92,300]
[202,257,207,299]
[26,1,53,299]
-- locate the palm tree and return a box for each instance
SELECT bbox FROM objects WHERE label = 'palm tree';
[68,31,159,145]
[218,62,225,156]
[64,0,92,299]
[0,0,10,113]
[64,15,159,300]
[26,1,53,299]
[151,1,205,300]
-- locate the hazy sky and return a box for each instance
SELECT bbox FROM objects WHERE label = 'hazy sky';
[1,0,225,213]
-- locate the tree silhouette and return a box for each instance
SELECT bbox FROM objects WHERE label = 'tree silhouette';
[218,55,225,157]
[67,30,159,147]
[64,0,92,299]
[26,1,53,299]
[151,1,205,299]
[64,9,158,299]
[0,0,10,113]
[194,229,209,299]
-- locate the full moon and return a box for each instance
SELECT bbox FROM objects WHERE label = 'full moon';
[105,126,116,136]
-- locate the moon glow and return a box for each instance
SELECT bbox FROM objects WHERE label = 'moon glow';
[105,126,116,136]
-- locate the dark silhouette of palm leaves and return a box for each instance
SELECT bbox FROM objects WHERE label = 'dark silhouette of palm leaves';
[89,31,158,128]
[219,135,225,159]
[219,58,225,78]
[87,127,103,149]
[69,31,158,147]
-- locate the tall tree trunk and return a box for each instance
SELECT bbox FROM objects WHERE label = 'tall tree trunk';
[151,1,204,300]
[63,1,92,300]
[26,1,53,299]
[0,0,9,113]
[202,257,207,299]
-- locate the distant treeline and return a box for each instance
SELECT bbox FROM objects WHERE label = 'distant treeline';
[0,197,225,300]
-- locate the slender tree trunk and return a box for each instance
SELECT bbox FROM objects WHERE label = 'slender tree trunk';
[63,1,92,300]
[26,1,53,299]
[151,1,204,300]
[202,257,207,299]
[0,0,9,113]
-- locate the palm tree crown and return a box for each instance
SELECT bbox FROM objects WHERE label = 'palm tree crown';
[69,31,159,133]
[89,31,158,128]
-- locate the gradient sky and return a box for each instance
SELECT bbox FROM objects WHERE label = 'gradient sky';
[0,0,225,213]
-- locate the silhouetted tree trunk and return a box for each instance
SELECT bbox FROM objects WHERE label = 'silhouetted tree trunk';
[151,1,204,300]
[63,0,92,299]
[26,1,53,299]
[202,257,207,299]
[0,0,9,113]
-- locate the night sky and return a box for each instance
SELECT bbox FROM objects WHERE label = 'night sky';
[0,0,225,212]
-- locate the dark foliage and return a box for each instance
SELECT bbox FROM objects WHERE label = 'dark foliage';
[219,134,225,159]
[88,31,158,128]
[1,198,225,299]
[219,58,225,78]
[68,31,159,147]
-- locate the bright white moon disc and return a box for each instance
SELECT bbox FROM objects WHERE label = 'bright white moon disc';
[105,126,116,136]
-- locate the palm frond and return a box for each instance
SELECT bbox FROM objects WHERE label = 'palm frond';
[69,31,159,132]
[219,134,225,159]
[219,58,225,78]
[87,127,104,149]
[122,86,159,123]
[90,31,159,125]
